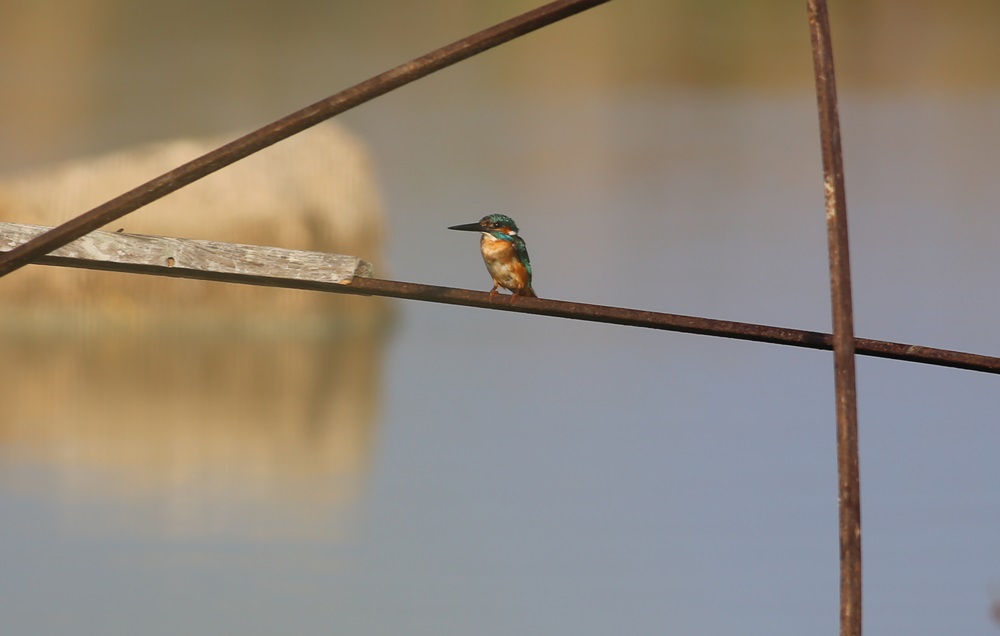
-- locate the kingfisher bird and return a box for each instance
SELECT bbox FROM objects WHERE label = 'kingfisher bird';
[448,214,537,301]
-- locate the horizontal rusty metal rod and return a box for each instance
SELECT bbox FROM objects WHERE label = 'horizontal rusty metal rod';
[0,0,611,278]
[12,232,1000,374]
[6,219,996,373]
[344,278,1000,374]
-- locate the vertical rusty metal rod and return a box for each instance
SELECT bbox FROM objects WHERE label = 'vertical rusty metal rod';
[807,2,862,635]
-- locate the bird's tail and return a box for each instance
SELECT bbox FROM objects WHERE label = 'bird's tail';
[521,286,537,298]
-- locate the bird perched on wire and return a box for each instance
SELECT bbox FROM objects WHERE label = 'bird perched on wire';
[448,214,537,301]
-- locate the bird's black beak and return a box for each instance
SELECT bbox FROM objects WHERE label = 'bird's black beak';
[447,222,483,232]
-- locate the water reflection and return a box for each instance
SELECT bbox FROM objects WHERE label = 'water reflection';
[0,317,389,538]
[0,121,392,539]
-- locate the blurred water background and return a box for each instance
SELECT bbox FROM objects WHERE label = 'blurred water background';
[1,1,999,634]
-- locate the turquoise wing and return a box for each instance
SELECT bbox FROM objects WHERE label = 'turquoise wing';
[513,236,532,280]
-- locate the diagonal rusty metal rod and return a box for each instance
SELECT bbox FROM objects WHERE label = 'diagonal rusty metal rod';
[0,0,611,278]
[807,2,862,636]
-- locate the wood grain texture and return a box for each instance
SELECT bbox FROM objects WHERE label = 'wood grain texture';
[0,221,372,284]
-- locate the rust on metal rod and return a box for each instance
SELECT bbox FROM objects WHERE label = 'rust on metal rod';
[11,227,1000,374]
[0,0,611,278]
[808,1,862,636]
[9,217,999,374]
[343,278,1000,374]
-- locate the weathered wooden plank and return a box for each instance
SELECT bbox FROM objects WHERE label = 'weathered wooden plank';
[0,221,373,284]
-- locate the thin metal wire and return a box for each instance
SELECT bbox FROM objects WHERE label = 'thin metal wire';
[0,0,611,278]
[808,1,862,635]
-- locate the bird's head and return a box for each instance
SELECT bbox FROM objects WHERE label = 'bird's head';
[448,214,520,239]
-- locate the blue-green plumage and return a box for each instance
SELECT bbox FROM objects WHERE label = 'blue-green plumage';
[512,235,532,279]
[448,214,537,300]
